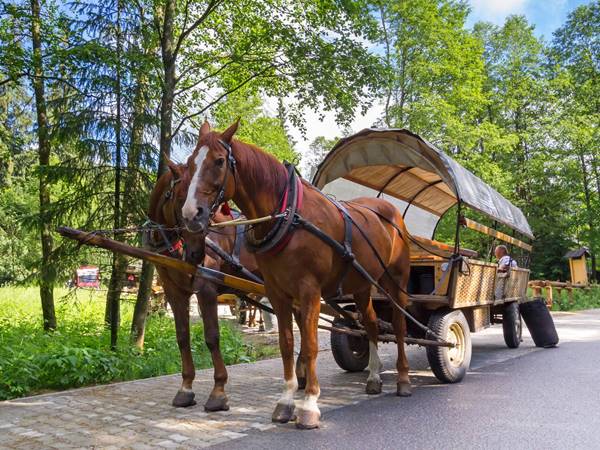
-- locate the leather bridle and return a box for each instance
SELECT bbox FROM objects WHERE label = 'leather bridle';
[207,139,237,220]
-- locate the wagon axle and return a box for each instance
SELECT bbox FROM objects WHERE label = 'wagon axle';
[318,324,456,348]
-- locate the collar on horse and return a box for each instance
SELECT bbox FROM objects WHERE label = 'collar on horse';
[245,162,304,256]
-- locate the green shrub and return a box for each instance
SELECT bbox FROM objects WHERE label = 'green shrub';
[550,285,600,311]
[0,287,269,400]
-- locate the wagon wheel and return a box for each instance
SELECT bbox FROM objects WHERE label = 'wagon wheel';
[502,301,522,348]
[426,309,472,383]
[330,308,369,372]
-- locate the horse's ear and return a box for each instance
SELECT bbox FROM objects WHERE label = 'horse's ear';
[220,118,240,144]
[199,119,211,140]
[163,152,181,179]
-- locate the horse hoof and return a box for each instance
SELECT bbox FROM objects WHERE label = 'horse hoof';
[397,382,412,397]
[204,395,229,412]
[295,408,320,430]
[366,379,383,395]
[297,376,307,390]
[172,390,196,407]
[272,403,296,423]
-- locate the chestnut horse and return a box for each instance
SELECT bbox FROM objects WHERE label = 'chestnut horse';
[180,120,412,429]
[148,162,260,411]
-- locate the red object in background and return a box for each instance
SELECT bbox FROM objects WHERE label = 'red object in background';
[76,265,100,288]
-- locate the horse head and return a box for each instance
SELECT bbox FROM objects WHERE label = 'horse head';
[181,119,239,234]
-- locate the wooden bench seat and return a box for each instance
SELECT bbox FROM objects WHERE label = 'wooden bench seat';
[409,236,478,260]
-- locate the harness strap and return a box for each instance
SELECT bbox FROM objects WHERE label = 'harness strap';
[205,237,264,284]
[245,163,302,256]
[142,219,183,258]
[293,213,448,343]
[324,197,355,296]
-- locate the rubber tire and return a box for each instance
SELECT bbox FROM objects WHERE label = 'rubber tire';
[502,302,522,349]
[520,298,559,348]
[426,309,472,383]
[330,317,370,372]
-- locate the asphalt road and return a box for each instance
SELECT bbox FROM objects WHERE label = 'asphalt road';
[215,309,600,450]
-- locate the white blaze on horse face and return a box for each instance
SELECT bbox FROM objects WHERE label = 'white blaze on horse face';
[367,341,382,383]
[182,145,209,221]
[277,370,298,406]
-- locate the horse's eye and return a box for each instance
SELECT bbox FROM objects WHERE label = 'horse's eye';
[215,158,225,168]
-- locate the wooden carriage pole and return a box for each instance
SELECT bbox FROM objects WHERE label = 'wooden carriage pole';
[57,227,266,296]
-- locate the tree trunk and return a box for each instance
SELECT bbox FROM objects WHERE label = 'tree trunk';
[378,3,393,128]
[578,150,597,281]
[158,0,176,176]
[30,0,56,331]
[130,261,154,349]
[105,0,124,349]
[128,53,153,348]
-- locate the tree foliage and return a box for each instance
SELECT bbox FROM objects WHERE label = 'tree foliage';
[0,0,598,332]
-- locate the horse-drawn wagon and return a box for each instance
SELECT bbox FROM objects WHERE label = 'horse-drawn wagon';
[312,128,534,382]
[58,123,557,428]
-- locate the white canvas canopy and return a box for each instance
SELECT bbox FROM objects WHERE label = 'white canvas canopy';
[312,128,534,240]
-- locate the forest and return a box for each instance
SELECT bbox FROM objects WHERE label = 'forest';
[0,0,598,336]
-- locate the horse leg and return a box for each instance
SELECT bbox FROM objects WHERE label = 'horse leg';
[354,289,383,395]
[293,308,307,390]
[196,283,229,412]
[271,298,297,423]
[166,286,196,407]
[258,308,265,332]
[296,290,322,430]
[382,278,412,397]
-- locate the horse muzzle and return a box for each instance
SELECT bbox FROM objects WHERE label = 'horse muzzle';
[182,206,210,234]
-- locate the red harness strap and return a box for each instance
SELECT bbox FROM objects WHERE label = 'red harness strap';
[262,177,304,257]
[160,238,183,256]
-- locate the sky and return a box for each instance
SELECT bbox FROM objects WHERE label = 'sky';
[287,0,594,175]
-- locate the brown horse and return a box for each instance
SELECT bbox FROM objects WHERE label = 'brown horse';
[180,120,412,429]
[147,160,260,411]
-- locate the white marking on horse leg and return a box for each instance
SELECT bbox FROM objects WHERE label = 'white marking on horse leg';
[300,390,320,413]
[367,341,382,383]
[277,369,298,406]
[182,145,209,221]
[180,386,193,392]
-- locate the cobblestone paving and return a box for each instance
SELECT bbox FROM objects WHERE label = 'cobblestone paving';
[0,322,544,450]
[0,332,414,449]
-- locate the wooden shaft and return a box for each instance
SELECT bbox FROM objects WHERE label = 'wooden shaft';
[56,226,266,296]
[463,217,532,252]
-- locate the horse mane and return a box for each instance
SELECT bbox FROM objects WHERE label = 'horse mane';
[206,132,288,197]
[148,171,171,222]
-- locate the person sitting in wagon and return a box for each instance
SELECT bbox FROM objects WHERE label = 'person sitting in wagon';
[495,245,517,299]
[495,245,517,272]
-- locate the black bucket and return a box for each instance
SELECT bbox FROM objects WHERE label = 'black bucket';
[519,298,559,348]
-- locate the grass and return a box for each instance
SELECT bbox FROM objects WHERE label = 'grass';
[549,285,600,312]
[0,286,278,401]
